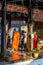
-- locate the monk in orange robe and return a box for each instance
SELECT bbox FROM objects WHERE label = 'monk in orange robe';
[33,32,38,49]
[11,29,20,60]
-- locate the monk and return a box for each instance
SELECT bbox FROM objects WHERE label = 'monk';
[33,32,38,49]
[11,29,20,60]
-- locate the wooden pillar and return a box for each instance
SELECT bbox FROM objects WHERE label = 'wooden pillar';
[29,24,33,51]
[1,0,7,57]
[29,0,33,51]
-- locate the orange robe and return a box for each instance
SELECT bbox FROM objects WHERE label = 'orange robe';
[12,31,20,50]
[33,34,38,49]
[11,31,20,60]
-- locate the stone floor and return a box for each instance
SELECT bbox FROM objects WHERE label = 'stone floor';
[0,58,43,65]
[0,59,33,65]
